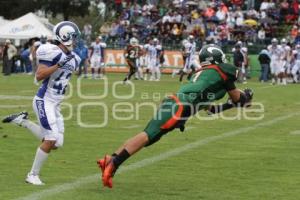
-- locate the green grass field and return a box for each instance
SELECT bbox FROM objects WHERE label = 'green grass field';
[0,73,300,200]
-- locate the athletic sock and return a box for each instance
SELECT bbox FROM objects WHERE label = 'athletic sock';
[21,120,44,140]
[283,78,287,85]
[112,149,130,168]
[30,147,49,175]
[156,68,161,80]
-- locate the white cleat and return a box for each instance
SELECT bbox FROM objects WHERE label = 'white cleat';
[26,173,45,185]
[2,111,28,126]
[123,80,132,85]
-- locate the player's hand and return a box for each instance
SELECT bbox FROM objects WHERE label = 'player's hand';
[243,88,253,107]
[57,54,75,68]
[244,88,253,101]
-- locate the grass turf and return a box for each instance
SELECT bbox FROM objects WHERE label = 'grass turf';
[0,73,300,200]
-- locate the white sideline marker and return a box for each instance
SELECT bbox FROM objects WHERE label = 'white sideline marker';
[15,113,298,200]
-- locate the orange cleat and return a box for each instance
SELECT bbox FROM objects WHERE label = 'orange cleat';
[97,155,116,188]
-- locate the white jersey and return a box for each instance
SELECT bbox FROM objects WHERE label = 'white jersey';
[36,43,81,102]
[144,44,161,60]
[268,45,282,61]
[90,42,107,58]
[183,41,196,61]
[281,45,291,61]
[293,49,300,60]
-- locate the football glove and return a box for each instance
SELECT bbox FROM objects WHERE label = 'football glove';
[243,88,253,101]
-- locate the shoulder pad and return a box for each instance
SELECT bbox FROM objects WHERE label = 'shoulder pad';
[36,44,62,62]
[218,63,238,81]
[100,43,107,48]
[72,51,81,62]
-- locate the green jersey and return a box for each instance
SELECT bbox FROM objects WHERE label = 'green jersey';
[177,63,238,108]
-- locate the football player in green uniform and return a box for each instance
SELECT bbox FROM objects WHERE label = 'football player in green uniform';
[98,44,254,188]
[123,37,143,84]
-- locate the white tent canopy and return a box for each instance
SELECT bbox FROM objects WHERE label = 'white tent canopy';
[0,12,53,39]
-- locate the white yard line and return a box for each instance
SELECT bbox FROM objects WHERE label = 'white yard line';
[15,113,298,200]
[0,105,30,108]
[0,95,32,100]
[122,125,142,129]
[290,130,300,135]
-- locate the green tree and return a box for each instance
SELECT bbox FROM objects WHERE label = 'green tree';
[39,0,90,20]
[0,0,40,19]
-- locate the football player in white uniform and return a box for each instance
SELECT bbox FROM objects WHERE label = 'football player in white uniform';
[144,38,162,81]
[179,35,199,82]
[90,36,107,79]
[292,44,300,83]
[268,38,283,84]
[2,21,81,185]
[280,38,291,85]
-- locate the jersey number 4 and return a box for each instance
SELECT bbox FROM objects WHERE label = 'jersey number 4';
[53,71,72,95]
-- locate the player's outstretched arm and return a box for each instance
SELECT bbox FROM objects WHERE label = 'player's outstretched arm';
[208,88,253,114]
[228,88,253,107]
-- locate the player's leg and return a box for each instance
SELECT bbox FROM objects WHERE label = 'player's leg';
[149,60,156,81]
[98,96,188,188]
[154,64,161,81]
[26,99,58,185]
[276,61,283,84]
[2,98,47,140]
[270,61,277,84]
[91,57,96,79]
[187,62,196,80]
[123,59,136,83]
[137,66,143,80]
[282,61,287,85]
[95,58,102,79]
[144,56,150,80]
[180,57,191,82]
[292,62,300,83]
[83,59,88,78]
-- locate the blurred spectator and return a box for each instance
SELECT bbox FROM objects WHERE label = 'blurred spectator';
[74,40,89,78]
[280,0,289,19]
[83,23,92,43]
[99,0,296,50]
[115,0,123,15]
[258,27,266,44]
[290,25,298,41]
[231,0,244,8]
[97,0,106,17]
[258,49,271,82]
[294,30,300,44]
[20,43,32,74]
[2,40,17,76]
[31,41,41,74]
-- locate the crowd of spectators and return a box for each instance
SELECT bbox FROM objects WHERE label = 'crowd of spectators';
[92,0,300,50]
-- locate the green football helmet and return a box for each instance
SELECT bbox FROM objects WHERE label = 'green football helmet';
[199,44,226,65]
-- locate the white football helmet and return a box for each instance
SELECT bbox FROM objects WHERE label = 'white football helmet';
[130,37,138,45]
[281,38,287,45]
[182,39,188,46]
[53,21,80,48]
[153,38,159,46]
[271,38,278,45]
[188,35,194,42]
